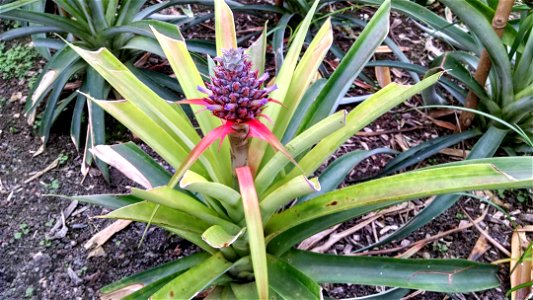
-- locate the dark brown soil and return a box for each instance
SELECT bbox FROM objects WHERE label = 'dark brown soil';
[0,75,196,300]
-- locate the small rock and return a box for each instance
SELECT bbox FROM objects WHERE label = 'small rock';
[519,213,533,223]
[9,92,22,102]
[67,267,83,286]
[400,239,411,247]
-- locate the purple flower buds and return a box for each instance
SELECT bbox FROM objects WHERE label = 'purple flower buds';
[200,48,277,123]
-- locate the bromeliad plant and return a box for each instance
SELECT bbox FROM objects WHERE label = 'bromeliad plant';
[342,0,532,248]
[65,0,532,298]
[0,0,215,179]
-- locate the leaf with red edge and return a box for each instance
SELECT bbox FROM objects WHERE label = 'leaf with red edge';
[247,119,301,171]
[168,123,234,187]
[236,166,269,299]
[176,98,212,106]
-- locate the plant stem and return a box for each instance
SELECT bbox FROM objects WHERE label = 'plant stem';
[459,0,514,130]
[229,123,250,170]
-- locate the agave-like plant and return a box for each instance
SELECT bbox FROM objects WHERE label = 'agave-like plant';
[64,0,532,298]
[344,0,532,250]
[0,0,216,179]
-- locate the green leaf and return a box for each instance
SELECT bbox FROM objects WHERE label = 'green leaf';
[267,255,322,299]
[355,125,507,253]
[422,105,532,147]
[100,252,210,299]
[0,9,91,40]
[506,281,533,297]
[255,110,346,195]
[92,142,171,188]
[152,252,233,299]
[282,73,443,184]
[236,166,269,299]
[26,46,80,115]
[441,54,488,100]
[105,0,118,25]
[151,26,231,185]
[67,43,205,163]
[87,0,108,31]
[63,193,142,209]
[379,129,481,176]
[282,79,327,144]
[300,148,398,203]
[301,0,391,129]
[245,23,267,75]
[70,79,87,151]
[86,96,204,176]
[130,186,239,232]
[440,0,513,107]
[272,13,294,73]
[201,225,246,248]
[271,17,333,140]
[0,0,40,13]
[282,249,499,292]
[101,201,210,235]
[230,282,259,299]
[261,176,320,223]
[0,26,64,41]
[114,0,146,26]
[180,170,241,206]
[39,61,86,144]
[266,157,533,243]
[215,0,237,54]
[513,29,533,93]
[179,170,243,222]
[248,0,320,170]
[85,67,109,181]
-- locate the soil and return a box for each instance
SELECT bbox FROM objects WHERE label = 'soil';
[1,2,532,300]
[0,75,198,300]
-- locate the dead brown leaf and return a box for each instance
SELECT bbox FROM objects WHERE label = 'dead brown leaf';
[510,226,532,300]
[84,219,132,256]
[374,66,392,88]
[468,235,490,261]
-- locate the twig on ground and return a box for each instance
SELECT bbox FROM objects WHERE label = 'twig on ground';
[355,126,423,137]
[354,208,488,257]
[461,206,511,257]
[24,157,60,183]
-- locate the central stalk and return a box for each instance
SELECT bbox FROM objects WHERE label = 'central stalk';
[229,123,250,169]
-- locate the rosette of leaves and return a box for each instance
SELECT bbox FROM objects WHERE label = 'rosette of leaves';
[356,0,532,146]
[64,0,532,298]
[0,0,217,179]
[343,0,532,250]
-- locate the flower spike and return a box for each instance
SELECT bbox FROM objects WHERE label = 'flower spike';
[169,47,306,186]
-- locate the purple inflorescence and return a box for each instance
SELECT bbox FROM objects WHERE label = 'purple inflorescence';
[199,48,276,123]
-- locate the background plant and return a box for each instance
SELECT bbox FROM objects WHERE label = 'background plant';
[342,0,532,249]
[0,42,38,80]
[61,0,533,298]
[0,0,218,179]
